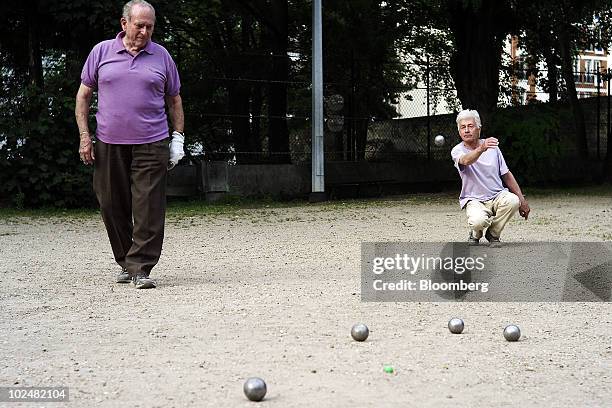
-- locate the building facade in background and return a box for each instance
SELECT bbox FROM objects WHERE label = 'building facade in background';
[509,35,611,104]
[396,35,612,119]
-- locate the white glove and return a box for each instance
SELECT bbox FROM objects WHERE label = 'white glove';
[168,131,185,170]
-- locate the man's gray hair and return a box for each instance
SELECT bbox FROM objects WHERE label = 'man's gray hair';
[123,0,156,21]
[456,109,482,129]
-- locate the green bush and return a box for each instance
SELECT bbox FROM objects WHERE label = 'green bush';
[488,105,570,185]
[0,78,96,208]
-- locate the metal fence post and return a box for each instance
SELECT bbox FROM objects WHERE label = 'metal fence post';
[310,0,326,201]
[606,68,612,150]
[349,49,356,161]
[426,56,431,161]
[597,69,601,160]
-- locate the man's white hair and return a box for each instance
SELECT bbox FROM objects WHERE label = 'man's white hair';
[456,109,482,129]
[123,0,155,21]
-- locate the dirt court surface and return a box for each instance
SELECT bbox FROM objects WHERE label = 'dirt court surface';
[1,192,611,407]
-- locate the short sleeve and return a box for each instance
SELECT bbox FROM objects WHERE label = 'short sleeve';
[164,53,181,96]
[451,146,465,172]
[80,44,100,90]
[498,148,509,176]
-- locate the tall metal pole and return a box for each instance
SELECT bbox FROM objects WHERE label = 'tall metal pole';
[310,0,326,201]
[606,68,612,151]
[597,70,601,160]
[426,55,431,161]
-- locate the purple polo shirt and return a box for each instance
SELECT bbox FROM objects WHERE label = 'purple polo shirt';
[81,32,180,144]
[451,140,509,208]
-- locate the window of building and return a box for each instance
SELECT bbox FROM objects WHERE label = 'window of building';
[585,59,594,84]
[574,59,581,83]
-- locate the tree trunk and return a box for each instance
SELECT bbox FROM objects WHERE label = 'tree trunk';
[26,2,43,91]
[228,82,252,163]
[605,83,612,181]
[250,85,263,157]
[447,0,511,124]
[544,47,558,102]
[605,135,612,182]
[333,124,344,161]
[558,27,589,161]
[25,1,44,125]
[266,0,290,163]
[230,15,259,164]
[355,116,368,161]
[235,0,291,162]
[351,55,368,161]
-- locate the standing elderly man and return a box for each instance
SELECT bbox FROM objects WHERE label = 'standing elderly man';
[451,109,530,247]
[75,0,185,288]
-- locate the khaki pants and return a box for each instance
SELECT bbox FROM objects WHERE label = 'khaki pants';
[93,139,169,278]
[465,190,520,239]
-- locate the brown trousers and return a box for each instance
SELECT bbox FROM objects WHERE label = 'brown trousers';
[93,139,169,278]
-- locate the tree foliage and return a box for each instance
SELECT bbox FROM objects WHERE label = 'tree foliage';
[514,0,612,164]
[1,0,610,207]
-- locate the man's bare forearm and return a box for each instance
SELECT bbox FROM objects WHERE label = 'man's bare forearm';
[75,84,93,137]
[75,106,90,135]
[459,138,499,166]
[458,146,485,166]
[166,95,184,133]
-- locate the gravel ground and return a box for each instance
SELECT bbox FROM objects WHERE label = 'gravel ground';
[0,193,610,407]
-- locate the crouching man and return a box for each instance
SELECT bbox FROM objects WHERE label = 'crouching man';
[451,109,530,247]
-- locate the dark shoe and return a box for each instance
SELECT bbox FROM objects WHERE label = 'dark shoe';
[485,230,502,248]
[116,268,131,283]
[132,275,157,289]
[468,231,480,246]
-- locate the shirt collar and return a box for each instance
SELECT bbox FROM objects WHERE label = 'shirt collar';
[113,31,154,55]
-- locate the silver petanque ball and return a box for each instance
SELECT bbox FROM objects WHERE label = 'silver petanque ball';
[243,377,267,402]
[434,134,445,146]
[351,323,369,342]
[448,318,464,334]
[503,325,521,342]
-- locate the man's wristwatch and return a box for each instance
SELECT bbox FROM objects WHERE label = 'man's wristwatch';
[174,130,184,137]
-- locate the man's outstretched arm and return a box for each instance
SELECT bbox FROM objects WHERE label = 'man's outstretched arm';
[458,138,499,166]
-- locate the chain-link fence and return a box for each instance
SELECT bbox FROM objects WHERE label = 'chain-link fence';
[187,61,611,165]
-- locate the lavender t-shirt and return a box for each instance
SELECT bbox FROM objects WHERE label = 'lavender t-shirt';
[81,32,180,144]
[451,140,509,208]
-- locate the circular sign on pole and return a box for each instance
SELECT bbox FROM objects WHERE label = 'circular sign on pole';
[325,94,344,112]
[326,115,344,132]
